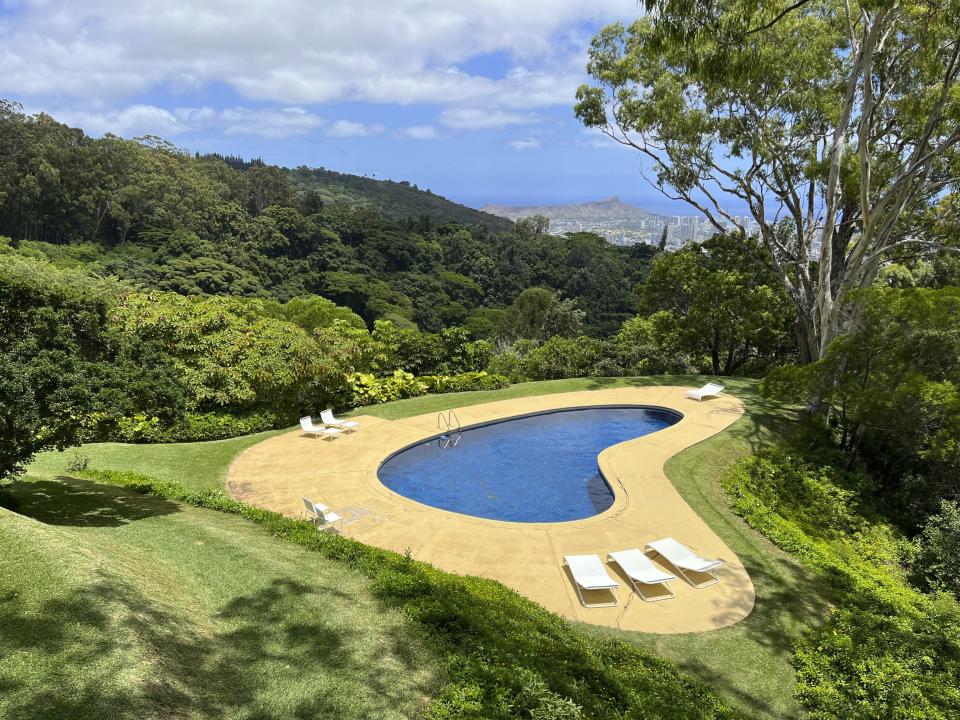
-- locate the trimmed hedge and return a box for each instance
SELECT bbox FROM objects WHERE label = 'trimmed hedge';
[80,468,736,720]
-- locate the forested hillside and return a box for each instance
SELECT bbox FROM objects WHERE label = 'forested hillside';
[286,166,514,231]
[0,101,644,335]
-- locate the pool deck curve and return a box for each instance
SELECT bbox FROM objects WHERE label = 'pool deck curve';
[228,387,755,633]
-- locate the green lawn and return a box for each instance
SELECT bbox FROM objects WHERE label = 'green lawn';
[22,376,827,718]
[1,474,439,719]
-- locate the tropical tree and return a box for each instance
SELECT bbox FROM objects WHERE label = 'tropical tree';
[640,234,796,375]
[501,287,585,343]
[576,0,960,361]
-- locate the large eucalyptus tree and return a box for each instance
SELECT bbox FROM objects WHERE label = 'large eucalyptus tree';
[576,0,960,361]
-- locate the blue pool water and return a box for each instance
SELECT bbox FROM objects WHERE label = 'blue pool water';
[378,406,681,523]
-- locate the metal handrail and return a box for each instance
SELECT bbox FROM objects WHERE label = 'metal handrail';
[436,410,462,448]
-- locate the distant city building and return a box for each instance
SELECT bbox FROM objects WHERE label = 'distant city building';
[480,197,777,250]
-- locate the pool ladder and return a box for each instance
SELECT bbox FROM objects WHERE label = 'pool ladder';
[436,410,462,448]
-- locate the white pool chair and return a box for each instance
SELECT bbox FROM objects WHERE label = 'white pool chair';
[320,409,359,433]
[607,549,677,601]
[644,537,724,588]
[684,383,725,401]
[300,416,343,441]
[302,497,342,531]
[564,554,620,608]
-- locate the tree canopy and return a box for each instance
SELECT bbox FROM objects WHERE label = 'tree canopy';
[576,0,960,361]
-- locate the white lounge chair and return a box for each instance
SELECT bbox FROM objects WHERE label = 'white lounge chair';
[564,554,620,608]
[302,497,342,531]
[644,537,724,588]
[300,416,343,441]
[320,409,359,433]
[608,549,677,601]
[684,382,725,401]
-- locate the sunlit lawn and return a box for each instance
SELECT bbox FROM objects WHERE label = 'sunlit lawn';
[0,472,439,719]
[25,375,827,718]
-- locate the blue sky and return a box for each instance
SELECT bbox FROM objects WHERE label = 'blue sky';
[0,0,695,212]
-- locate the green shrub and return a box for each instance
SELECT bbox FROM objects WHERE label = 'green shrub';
[723,454,960,719]
[115,410,279,443]
[520,336,605,381]
[419,371,510,394]
[911,500,960,598]
[78,468,736,720]
[347,369,428,406]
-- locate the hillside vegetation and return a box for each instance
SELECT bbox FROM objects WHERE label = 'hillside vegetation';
[286,166,514,231]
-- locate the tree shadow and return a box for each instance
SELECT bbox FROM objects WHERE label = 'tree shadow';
[3,476,179,527]
[0,571,434,719]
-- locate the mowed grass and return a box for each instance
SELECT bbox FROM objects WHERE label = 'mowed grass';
[25,376,827,718]
[0,475,440,720]
[27,428,288,494]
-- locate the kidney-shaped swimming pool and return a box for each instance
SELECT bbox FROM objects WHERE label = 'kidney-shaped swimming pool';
[377,405,682,523]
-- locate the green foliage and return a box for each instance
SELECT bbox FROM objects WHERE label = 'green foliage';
[76,468,737,719]
[114,411,279,443]
[763,287,960,524]
[0,255,185,476]
[911,501,960,598]
[256,294,366,332]
[610,314,696,375]
[640,234,795,376]
[519,336,606,381]
[419,372,510,394]
[502,288,584,343]
[112,291,321,415]
[286,165,514,231]
[0,103,658,339]
[346,370,428,407]
[576,4,960,361]
[723,454,960,719]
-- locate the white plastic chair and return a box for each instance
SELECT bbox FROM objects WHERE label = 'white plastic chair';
[300,416,343,441]
[302,497,342,531]
[319,409,359,433]
[564,554,620,608]
[645,537,724,588]
[608,549,677,601]
[684,383,725,401]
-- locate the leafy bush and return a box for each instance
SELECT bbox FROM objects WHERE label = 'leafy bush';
[419,371,510,394]
[114,411,280,443]
[763,287,960,526]
[347,370,427,406]
[520,335,605,381]
[0,255,185,477]
[911,500,960,598]
[723,454,960,719]
[78,468,736,719]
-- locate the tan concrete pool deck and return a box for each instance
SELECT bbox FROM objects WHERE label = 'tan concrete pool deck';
[227,386,755,633]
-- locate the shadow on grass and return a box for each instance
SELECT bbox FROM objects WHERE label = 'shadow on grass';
[0,572,428,720]
[674,550,829,720]
[4,476,179,527]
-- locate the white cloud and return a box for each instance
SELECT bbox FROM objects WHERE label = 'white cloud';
[49,104,326,139]
[509,138,541,151]
[400,125,441,140]
[218,107,324,138]
[440,107,536,130]
[52,105,185,137]
[0,1,633,113]
[326,119,385,137]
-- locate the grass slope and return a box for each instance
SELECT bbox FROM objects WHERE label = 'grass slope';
[0,476,439,719]
[25,376,828,717]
